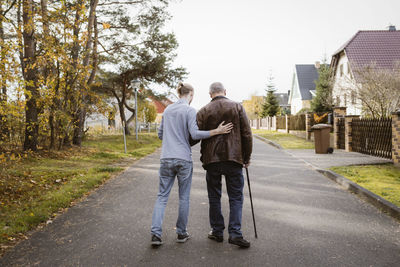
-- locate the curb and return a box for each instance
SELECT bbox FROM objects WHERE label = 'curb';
[253,134,283,150]
[254,134,400,222]
[316,169,400,222]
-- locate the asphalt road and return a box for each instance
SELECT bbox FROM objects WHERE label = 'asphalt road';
[1,138,400,266]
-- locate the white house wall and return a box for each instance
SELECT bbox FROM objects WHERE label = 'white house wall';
[332,53,362,115]
[85,98,136,130]
[290,71,304,114]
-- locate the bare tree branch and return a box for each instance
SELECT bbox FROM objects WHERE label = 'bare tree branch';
[98,1,145,6]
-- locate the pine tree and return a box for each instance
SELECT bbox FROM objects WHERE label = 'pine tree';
[262,72,280,117]
[311,59,333,112]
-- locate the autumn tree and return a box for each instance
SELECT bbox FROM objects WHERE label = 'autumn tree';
[21,0,40,151]
[138,100,157,123]
[0,0,183,150]
[242,95,263,120]
[95,3,186,135]
[0,1,18,141]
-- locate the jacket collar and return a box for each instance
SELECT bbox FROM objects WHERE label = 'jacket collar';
[211,95,227,102]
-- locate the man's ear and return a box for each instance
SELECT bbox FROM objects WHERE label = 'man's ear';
[224,90,227,96]
[209,92,213,98]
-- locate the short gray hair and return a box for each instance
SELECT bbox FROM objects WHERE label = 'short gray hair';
[209,82,225,94]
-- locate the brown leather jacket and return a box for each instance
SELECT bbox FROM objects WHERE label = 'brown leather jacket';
[196,96,252,168]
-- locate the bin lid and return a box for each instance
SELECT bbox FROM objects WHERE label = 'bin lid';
[311,123,332,130]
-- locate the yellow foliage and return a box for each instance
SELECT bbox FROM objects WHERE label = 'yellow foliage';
[314,112,328,123]
[243,95,264,119]
[102,23,111,29]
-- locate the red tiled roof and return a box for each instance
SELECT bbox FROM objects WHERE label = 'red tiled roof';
[148,96,173,114]
[335,30,400,69]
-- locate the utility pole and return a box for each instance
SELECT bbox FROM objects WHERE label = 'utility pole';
[130,79,140,141]
[135,87,138,140]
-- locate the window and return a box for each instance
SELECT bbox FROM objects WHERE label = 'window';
[351,91,356,104]
[336,96,340,106]
[347,62,351,74]
[340,64,343,77]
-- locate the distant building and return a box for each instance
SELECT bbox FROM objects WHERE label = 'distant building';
[274,93,290,114]
[330,26,400,115]
[148,95,174,123]
[288,64,319,114]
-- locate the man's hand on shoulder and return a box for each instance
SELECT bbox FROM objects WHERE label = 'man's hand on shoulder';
[210,121,233,136]
[243,162,250,168]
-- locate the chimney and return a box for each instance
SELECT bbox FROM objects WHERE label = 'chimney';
[315,61,320,69]
[389,25,396,31]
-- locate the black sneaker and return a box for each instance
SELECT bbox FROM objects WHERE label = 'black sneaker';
[208,231,223,242]
[228,236,250,248]
[177,233,190,243]
[151,235,163,246]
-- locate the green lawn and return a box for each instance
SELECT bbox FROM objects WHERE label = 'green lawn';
[252,129,315,149]
[330,164,400,207]
[0,133,161,252]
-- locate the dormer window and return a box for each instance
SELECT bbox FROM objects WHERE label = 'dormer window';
[340,64,344,77]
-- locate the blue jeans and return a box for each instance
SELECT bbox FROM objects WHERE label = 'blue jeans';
[206,162,244,238]
[151,159,193,238]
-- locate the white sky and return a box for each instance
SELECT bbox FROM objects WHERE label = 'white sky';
[163,0,400,109]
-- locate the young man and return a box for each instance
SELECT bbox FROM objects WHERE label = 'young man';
[151,82,233,246]
[197,82,253,248]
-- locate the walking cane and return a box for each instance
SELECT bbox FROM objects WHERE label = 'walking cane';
[245,167,258,238]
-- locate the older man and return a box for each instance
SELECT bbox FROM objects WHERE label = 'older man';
[197,82,253,248]
[151,82,233,247]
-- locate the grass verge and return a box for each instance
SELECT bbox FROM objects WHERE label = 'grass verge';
[252,129,315,149]
[0,133,161,254]
[330,164,400,207]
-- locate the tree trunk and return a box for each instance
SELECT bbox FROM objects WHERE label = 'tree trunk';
[72,0,99,146]
[22,0,39,151]
[0,3,10,141]
[72,109,86,146]
[118,102,130,135]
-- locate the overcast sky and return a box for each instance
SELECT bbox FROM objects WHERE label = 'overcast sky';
[163,0,400,109]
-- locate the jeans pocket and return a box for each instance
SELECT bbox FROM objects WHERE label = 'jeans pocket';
[160,160,174,177]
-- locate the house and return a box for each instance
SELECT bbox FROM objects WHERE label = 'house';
[288,64,320,114]
[330,26,400,115]
[148,95,174,123]
[274,93,290,114]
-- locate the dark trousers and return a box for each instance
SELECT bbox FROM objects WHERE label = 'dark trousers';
[205,161,244,238]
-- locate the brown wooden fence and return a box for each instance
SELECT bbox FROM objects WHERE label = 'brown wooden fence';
[351,117,392,159]
[289,114,306,130]
[276,116,286,129]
